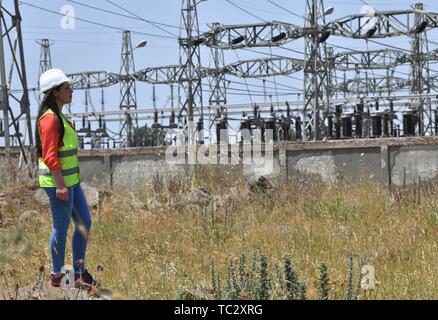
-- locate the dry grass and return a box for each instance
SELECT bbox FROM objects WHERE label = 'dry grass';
[0,167,437,299]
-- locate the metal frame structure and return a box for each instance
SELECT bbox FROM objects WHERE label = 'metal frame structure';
[0,0,32,161]
[37,39,53,77]
[5,1,438,149]
[179,0,204,145]
[119,30,137,147]
[303,0,331,140]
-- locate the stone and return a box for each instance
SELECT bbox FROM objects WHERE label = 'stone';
[12,198,22,207]
[335,224,351,238]
[186,187,211,207]
[0,199,8,208]
[19,210,44,224]
[34,189,50,206]
[130,198,147,211]
[248,176,273,193]
[276,225,297,236]
[410,227,423,238]
[169,195,188,210]
[80,183,99,208]
[211,186,248,209]
[147,196,163,211]
[24,180,40,191]
[34,184,99,208]
[12,281,114,300]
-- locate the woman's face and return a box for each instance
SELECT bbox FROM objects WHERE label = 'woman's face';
[53,82,73,105]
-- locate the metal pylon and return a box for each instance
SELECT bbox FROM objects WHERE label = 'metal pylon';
[410,2,431,135]
[119,30,137,147]
[208,22,227,142]
[303,0,331,141]
[0,0,33,158]
[178,0,204,144]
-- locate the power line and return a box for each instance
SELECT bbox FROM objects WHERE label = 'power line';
[224,0,269,23]
[231,0,291,16]
[22,24,162,30]
[266,0,306,21]
[227,78,299,92]
[18,1,176,40]
[68,0,181,34]
[24,30,120,35]
[269,45,281,109]
[232,49,254,104]
[217,2,308,91]
[201,82,298,97]
[237,48,306,84]
[24,38,121,46]
[102,0,179,38]
[326,42,412,77]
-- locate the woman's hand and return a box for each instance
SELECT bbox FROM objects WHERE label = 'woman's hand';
[51,169,68,201]
[56,186,69,201]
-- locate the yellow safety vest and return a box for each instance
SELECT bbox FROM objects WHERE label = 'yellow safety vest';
[38,109,81,188]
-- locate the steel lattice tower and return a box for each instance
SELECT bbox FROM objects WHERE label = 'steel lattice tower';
[208,23,227,108]
[179,0,204,144]
[303,0,331,141]
[37,39,53,76]
[410,2,431,135]
[208,22,227,141]
[119,30,138,147]
[36,39,53,104]
[0,0,33,152]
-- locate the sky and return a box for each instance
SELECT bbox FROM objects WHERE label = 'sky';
[3,0,438,146]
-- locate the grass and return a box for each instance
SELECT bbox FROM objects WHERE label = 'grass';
[0,167,437,299]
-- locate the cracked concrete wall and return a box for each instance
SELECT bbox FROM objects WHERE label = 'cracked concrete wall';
[287,148,381,184]
[75,152,187,192]
[243,149,281,182]
[79,156,110,188]
[390,145,438,186]
[72,143,438,190]
[5,137,438,190]
[111,155,187,192]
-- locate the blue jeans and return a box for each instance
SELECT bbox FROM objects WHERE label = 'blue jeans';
[44,183,92,275]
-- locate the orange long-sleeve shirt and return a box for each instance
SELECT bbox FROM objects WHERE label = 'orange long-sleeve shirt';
[39,113,76,170]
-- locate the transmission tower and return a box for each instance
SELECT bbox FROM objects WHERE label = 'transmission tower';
[410,2,431,135]
[0,0,33,158]
[36,39,53,104]
[119,30,138,147]
[208,23,227,108]
[37,39,53,76]
[303,0,331,141]
[208,22,227,142]
[179,0,204,144]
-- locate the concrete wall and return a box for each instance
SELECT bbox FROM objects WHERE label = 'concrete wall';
[287,147,381,184]
[390,144,438,187]
[3,137,438,191]
[78,148,187,192]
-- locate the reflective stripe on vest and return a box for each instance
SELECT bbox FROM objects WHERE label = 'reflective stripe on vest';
[38,109,81,188]
[39,167,80,176]
[58,149,77,158]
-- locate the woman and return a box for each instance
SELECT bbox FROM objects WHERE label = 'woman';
[36,68,98,289]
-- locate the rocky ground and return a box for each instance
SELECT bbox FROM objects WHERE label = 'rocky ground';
[1,174,278,300]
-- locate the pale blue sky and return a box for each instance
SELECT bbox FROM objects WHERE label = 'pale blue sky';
[3,0,438,145]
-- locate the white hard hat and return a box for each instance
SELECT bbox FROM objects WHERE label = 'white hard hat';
[39,68,72,94]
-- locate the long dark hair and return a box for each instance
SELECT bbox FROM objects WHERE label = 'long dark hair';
[35,84,65,158]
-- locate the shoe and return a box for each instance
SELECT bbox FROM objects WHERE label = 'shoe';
[50,273,65,288]
[74,269,100,290]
